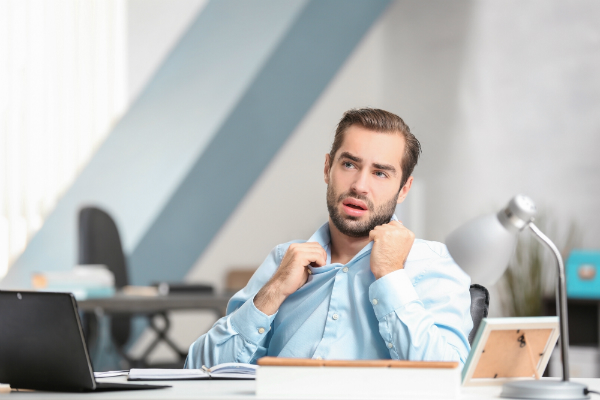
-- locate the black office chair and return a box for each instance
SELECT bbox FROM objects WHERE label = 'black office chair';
[79,206,190,368]
[468,284,490,344]
[78,206,133,365]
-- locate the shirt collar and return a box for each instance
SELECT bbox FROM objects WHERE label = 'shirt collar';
[306,214,398,274]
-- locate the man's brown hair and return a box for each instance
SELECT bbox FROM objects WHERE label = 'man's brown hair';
[329,108,421,190]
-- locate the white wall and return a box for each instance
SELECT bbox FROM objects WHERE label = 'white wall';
[409,0,600,247]
[385,0,600,316]
[127,0,208,102]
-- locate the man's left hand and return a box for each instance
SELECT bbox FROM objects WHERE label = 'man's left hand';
[369,221,415,280]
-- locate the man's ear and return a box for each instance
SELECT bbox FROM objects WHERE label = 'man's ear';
[396,176,413,204]
[324,154,331,184]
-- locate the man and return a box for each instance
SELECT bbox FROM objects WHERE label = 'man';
[186,108,472,368]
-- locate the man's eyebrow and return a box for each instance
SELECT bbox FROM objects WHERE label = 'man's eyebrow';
[339,152,361,163]
[373,163,397,176]
[340,152,398,176]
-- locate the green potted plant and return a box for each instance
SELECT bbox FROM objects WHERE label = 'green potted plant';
[500,215,580,317]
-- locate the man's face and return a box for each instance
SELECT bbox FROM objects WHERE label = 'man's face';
[324,125,412,238]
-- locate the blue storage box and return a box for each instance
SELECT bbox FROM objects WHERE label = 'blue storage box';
[566,250,600,299]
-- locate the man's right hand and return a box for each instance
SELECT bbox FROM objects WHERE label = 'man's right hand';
[254,242,327,316]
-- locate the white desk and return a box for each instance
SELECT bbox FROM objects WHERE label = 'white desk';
[1,378,599,399]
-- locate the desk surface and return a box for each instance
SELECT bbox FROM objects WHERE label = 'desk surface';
[2,377,599,400]
[77,294,231,314]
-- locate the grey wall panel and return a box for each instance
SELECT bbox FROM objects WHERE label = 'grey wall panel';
[129,0,390,284]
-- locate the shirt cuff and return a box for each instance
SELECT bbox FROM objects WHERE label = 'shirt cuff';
[368,269,419,321]
[229,296,277,344]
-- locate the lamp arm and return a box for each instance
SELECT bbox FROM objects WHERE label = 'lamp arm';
[528,222,570,381]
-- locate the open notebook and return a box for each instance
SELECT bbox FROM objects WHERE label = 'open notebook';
[128,363,257,381]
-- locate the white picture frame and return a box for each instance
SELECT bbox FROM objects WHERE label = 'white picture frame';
[462,316,560,386]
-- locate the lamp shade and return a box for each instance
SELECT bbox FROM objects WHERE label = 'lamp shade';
[445,195,537,286]
[446,214,517,286]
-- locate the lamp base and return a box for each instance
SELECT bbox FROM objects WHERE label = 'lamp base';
[501,380,589,399]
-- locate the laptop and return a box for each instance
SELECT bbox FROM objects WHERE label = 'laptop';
[0,290,170,392]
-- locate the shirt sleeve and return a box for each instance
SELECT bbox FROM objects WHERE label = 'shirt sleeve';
[368,243,473,367]
[185,245,283,369]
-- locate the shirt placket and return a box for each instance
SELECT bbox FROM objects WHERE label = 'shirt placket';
[311,250,370,360]
[311,264,345,360]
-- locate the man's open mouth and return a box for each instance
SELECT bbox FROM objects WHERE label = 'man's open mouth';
[345,203,364,210]
[341,198,368,215]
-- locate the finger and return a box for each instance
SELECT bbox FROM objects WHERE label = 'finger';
[298,249,327,266]
[389,221,408,232]
[314,247,327,267]
[369,229,378,241]
[293,241,323,248]
[286,242,322,259]
[304,242,328,253]
[304,252,327,268]
[297,244,327,265]
[318,244,327,263]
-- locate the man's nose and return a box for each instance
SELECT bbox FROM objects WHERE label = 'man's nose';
[351,170,369,194]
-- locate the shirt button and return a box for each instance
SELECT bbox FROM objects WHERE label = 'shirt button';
[372,299,378,305]
[332,313,339,320]
[258,327,265,334]
[342,267,349,273]
[387,342,393,349]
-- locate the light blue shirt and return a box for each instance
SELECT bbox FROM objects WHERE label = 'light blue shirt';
[186,216,473,368]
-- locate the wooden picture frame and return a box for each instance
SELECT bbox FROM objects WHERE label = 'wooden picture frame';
[462,317,560,386]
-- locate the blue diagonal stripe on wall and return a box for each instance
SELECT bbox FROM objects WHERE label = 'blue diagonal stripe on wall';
[128,0,390,284]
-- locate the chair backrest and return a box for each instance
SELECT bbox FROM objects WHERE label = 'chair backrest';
[78,207,129,288]
[78,207,130,347]
[468,284,490,344]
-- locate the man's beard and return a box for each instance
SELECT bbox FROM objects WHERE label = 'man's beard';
[326,185,399,238]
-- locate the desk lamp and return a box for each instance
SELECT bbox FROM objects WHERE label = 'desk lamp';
[446,195,588,399]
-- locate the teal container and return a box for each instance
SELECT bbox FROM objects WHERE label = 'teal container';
[566,250,600,299]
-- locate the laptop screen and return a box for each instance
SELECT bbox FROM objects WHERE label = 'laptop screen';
[0,291,96,391]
